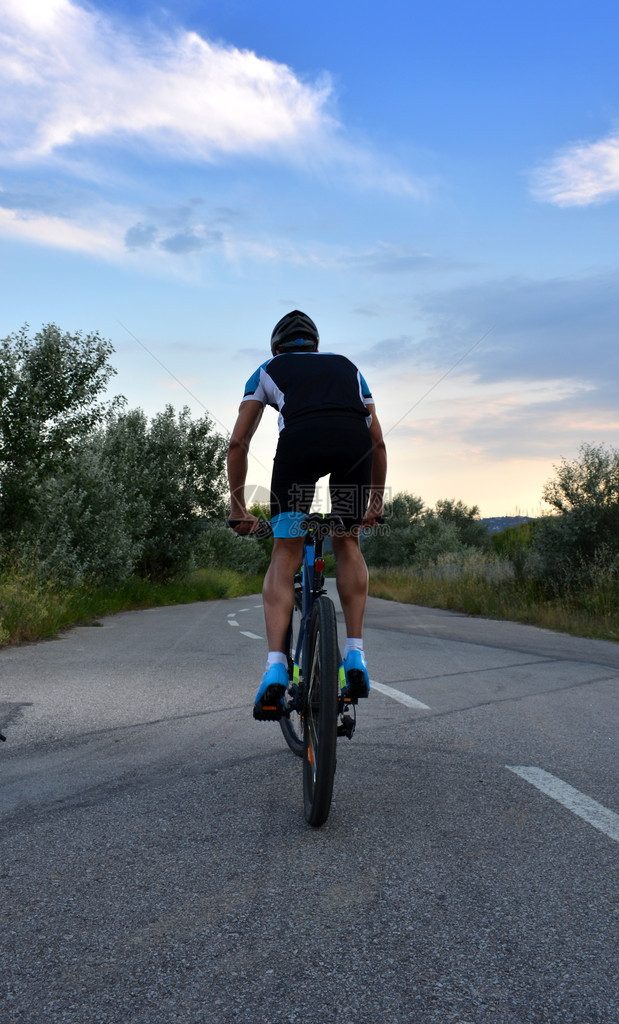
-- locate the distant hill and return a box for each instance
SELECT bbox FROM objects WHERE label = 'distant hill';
[482,515,534,535]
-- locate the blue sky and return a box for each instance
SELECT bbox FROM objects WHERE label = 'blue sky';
[1,0,617,515]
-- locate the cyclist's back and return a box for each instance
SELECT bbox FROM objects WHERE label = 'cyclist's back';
[243,350,373,432]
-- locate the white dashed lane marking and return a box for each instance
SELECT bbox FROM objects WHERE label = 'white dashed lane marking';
[507,766,619,843]
[371,680,431,710]
[227,606,262,639]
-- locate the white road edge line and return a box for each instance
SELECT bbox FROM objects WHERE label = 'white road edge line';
[241,631,263,640]
[506,766,619,843]
[370,680,430,710]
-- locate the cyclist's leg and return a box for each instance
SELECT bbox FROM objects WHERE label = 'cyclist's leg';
[254,435,317,720]
[254,534,305,720]
[328,424,373,698]
[330,533,368,639]
[331,533,371,699]
[262,536,305,653]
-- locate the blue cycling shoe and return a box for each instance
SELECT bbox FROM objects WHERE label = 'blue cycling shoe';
[254,662,288,721]
[342,650,370,701]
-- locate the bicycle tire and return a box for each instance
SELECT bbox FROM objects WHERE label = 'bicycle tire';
[303,596,339,827]
[279,605,303,758]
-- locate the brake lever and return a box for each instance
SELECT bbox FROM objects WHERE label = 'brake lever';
[226,518,274,539]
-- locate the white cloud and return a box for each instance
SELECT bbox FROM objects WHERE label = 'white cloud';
[530,131,619,206]
[0,0,335,162]
[0,204,120,254]
[0,0,422,200]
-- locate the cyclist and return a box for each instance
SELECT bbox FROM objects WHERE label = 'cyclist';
[227,310,387,719]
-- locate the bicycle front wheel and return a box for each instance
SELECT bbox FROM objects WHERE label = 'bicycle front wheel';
[303,596,339,827]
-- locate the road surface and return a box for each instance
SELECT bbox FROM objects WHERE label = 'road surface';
[1,587,617,1023]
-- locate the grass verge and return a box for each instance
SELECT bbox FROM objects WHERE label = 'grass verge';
[368,567,619,642]
[3,564,616,647]
[0,569,264,646]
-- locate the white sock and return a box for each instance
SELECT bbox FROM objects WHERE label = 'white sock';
[343,638,364,657]
[266,651,287,669]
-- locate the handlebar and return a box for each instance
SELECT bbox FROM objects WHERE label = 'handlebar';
[226,518,274,538]
[226,513,383,538]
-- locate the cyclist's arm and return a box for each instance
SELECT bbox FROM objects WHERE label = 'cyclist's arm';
[363,404,387,527]
[227,400,264,531]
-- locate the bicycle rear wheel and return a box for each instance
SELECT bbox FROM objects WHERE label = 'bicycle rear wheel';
[278,589,303,757]
[280,603,303,758]
[303,596,339,827]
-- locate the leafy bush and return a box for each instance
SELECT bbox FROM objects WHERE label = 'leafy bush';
[102,405,228,581]
[194,523,272,575]
[0,322,230,585]
[12,440,140,586]
[491,520,538,582]
[531,443,619,594]
[362,492,487,568]
[362,492,425,567]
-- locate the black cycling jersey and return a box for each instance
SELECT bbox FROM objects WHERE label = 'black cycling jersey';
[242,351,373,432]
[241,350,375,537]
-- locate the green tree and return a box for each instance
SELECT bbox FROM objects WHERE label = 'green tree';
[533,443,619,593]
[363,493,489,569]
[12,405,229,585]
[428,498,488,549]
[16,439,140,585]
[413,517,467,566]
[103,405,228,581]
[362,491,425,567]
[0,324,231,584]
[0,324,121,535]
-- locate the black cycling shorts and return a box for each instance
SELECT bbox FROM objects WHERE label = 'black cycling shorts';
[270,414,373,537]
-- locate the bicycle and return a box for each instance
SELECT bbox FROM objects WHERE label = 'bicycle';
[227,513,358,827]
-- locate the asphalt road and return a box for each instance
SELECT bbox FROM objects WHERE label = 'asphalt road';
[1,587,617,1024]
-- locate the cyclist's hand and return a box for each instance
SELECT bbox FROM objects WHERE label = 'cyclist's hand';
[229,511,260,535]
[361,497,384,529]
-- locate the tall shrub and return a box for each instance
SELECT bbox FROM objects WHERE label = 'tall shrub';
[362,492,425,567]
[532,443,619,593]
[103,406,228,581]
[0,323,121,536]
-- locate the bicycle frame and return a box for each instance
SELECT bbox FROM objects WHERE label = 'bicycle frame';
[289,530,326,696]
[285,514,351,725]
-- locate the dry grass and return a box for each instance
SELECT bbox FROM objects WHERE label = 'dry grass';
[0,569,264,646]
[368,563,619,642]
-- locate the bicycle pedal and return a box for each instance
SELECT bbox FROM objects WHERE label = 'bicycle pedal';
[343,669,369,701]
[253,683,285,721]
[337,712,356,740]
[253,707,283,721]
